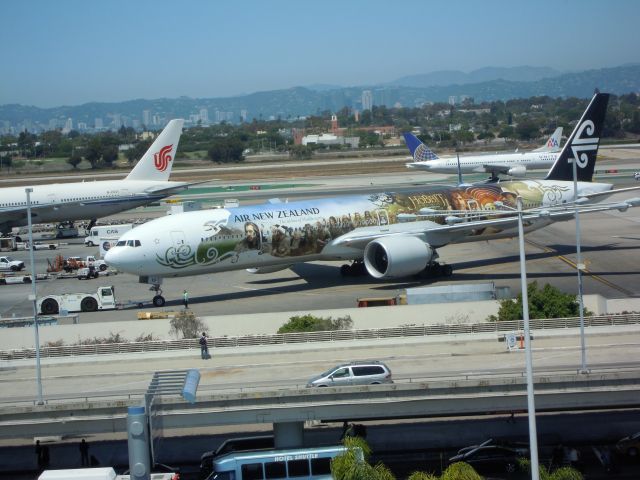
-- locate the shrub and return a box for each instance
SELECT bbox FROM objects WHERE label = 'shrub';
[278,314,353,334]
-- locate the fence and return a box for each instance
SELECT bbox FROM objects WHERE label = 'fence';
[1,313,638,361]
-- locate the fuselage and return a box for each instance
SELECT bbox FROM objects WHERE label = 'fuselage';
[407,151,558,174]
[105,179,612,278]
[0,179,187,232]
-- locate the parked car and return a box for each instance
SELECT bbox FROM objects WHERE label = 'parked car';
[634,171,640,181]
[616,431,640,456]
[449,444,528,475]
[306,361,392,387]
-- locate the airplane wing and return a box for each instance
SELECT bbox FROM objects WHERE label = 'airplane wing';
[137,181,199,196]
[331,199,640,250]
[579,185,640,201]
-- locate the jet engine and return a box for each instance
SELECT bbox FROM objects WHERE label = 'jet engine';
[246,265,292,274]
[363,235,433,279]
[507,165,527,177]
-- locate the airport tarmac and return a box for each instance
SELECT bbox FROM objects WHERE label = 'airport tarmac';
[1,152,639,325]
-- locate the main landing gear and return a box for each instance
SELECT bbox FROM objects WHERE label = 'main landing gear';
[150,284,165,307]
[340,260,367,277]
[418,261,453,278]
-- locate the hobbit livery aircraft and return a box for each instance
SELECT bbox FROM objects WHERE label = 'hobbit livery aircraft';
[105,93,639,307]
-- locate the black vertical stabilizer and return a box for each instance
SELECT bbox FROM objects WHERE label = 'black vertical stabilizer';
[544,92,609,182]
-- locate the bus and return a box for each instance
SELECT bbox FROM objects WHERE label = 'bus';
[206,445,357,480]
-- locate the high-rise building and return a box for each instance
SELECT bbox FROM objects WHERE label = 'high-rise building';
[199,108,209,124]
[142,110,151,126]
[448,96,457,106]
[95,118,103,129]
[362,90,373,111]
[62,118,73,134]
[240,109,248,122]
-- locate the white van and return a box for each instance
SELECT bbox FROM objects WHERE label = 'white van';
[85,224,133,246]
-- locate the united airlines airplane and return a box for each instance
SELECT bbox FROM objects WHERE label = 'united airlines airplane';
[104,93,639,308]
[405,127,563,179]
[0,119,188,236]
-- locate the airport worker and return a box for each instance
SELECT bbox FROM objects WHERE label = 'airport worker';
[79,438,90,466]
[183,289,189,309]
[199,332,209,359]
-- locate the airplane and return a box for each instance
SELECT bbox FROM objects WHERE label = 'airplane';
[404,126,563,179]
[105,92,639,307]
[0,119,188,237]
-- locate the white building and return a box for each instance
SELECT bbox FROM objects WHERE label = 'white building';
[362,90,373,111]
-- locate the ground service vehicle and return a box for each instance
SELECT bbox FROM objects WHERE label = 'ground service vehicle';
[616,431,640,456]
[0,237,17,251]
[0,256,25,271]
[85,224,133,246]
[206,445,354,480]
[56,221,79,239]
[23,240,58,250]
[306,361,392,387]
[38,286,116,314]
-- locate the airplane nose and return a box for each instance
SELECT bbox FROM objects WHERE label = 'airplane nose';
[104,248,118,267]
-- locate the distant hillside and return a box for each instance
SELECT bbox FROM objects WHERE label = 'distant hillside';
[386,65,563,88]
[2,65,639,129]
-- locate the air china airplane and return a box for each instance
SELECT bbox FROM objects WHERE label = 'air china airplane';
[404,126,563,179]
[0,119,188,236]
[105,93,638,307]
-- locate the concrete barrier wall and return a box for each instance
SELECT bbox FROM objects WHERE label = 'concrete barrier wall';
[2,295,639,350]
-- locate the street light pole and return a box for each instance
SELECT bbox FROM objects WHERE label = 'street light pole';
[572,158,588,373]
[26,188,44,405]
[516,196,540,479]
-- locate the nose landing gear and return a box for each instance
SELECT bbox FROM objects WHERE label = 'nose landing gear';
[150,284,165,307]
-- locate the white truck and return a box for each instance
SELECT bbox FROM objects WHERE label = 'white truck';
[38,285,116,314]
[85,224,133,246]
[0,256,25,271]
[23,240,58,250]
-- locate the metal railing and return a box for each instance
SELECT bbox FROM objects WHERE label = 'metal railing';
[1,313,638,361]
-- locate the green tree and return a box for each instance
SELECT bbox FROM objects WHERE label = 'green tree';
[288,144,314,160]
[208,137,245,163]
[332,436,395,480]
[278,314,353,334]
[101,144,119,167]
[85,137,103,169]
[67,154,82,169]
[490,281,589,321]
[515,118,540,141]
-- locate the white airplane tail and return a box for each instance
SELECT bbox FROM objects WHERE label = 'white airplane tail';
[533,126,563,152]
[126,119,184,181]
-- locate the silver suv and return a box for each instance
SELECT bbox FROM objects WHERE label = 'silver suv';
[306,361,392,387]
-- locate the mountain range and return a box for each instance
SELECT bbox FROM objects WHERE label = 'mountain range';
[1,64,639,130]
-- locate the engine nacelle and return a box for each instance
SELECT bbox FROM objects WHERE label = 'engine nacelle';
[363,235,433,279]
[507,165,527,177]
[246,265,292,274]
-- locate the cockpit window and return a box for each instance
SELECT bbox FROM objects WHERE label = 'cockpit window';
[134,240,141,247]
[127,240,134,247]
[116,240,126,246]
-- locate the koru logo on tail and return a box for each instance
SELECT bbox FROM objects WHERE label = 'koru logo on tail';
[154,144,173,172]
[569,120,598,168]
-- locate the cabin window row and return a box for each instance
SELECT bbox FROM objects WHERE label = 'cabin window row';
[241,456,332,479]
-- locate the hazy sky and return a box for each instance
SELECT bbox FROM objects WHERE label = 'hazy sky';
[1,0,638,108]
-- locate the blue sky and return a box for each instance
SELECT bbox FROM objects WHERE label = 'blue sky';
[1,0,638,108]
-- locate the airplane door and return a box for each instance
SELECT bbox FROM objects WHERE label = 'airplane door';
[47,193,58,206]
[170,231,186,249]
[375,209,389,226]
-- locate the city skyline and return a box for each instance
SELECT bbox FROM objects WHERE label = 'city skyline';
[1,0,639,108]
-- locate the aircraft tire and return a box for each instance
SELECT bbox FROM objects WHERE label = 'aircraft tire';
[81,297,98,312]
[153,295,165,307]
[41,298,59,315]
[86,241,95,247]
[442,264,453,277]
[99,264,107,271]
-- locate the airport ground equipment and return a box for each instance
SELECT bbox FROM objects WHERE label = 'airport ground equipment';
[85,224,133,246]
[37,285,116,314]
[0,255,24,271]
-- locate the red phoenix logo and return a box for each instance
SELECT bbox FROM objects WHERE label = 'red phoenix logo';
[153,144,173,172]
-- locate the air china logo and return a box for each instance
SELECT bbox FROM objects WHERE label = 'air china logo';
[154,144,173,172]
[569,120,599,169]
